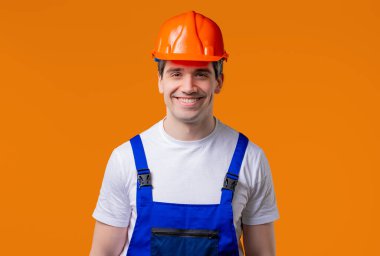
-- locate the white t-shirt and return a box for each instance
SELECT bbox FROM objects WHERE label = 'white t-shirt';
[93,118,279,255]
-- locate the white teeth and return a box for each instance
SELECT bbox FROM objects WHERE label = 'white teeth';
[178,98,200,103]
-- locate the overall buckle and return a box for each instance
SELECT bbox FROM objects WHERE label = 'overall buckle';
[223,173,238,192]
[138,173,152,187]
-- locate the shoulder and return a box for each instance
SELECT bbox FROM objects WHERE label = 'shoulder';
[113,120,162,155]
[219,120,270,184]
[218,120,264,160]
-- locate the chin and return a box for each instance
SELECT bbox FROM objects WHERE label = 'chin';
[175,115,200,124]
[171,111,203,124]
[167,107,211,124]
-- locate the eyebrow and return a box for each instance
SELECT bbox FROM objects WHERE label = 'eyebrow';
[165,68,212,74]
[194,69,212,74]
[166,68,183,74]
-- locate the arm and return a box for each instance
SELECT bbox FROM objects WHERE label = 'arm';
[90,221,128,256]
[242,222,276,256]
[91,149,132,255]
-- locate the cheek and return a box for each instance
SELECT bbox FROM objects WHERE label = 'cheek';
[162,89,174,103]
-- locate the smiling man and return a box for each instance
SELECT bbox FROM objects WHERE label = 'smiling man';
[90,11,279,256]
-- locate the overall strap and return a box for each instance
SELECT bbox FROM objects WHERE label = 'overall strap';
[130,135,153,207]
[220,133,249,204]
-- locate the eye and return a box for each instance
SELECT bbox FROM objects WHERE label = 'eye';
[195,72,209,79]
[170,72,182,77]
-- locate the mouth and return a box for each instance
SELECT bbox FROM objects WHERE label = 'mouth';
[173,96,204,106]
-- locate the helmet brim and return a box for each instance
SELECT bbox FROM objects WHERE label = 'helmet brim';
[152,51,228,62]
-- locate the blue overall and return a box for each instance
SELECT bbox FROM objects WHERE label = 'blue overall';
[126,133,249,256]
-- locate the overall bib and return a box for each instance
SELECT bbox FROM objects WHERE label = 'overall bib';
[126,133,249,256]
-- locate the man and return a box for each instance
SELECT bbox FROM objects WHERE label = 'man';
[90,11,279,256]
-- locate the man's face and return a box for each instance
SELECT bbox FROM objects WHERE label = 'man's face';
[158,60,223,124]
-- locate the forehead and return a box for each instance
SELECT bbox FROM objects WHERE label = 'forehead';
[164,60,213,71]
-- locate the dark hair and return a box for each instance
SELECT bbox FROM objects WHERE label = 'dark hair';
[157,59,224,80]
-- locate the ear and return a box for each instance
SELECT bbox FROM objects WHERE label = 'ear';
[214,73,224,94]
[158,74,164,94]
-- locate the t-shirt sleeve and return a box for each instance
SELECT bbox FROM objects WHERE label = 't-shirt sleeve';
[242,149,280,225]
[92,149,131,227]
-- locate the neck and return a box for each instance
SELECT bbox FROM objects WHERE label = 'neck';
[163,115,216,141]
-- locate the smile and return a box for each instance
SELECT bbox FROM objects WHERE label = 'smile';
[178,97,200,103]
[174,97,204,106]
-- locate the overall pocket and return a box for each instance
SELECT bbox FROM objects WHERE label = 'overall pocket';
[151,228,219,256]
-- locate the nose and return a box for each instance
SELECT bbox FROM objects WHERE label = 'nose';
[180,74,197,94]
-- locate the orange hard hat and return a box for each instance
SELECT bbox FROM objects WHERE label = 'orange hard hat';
[152,11,229,62]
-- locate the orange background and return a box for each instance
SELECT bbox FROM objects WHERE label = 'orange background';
[1,0,379,255]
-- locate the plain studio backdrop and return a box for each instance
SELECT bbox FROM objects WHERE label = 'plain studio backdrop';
[0,0,379,255]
